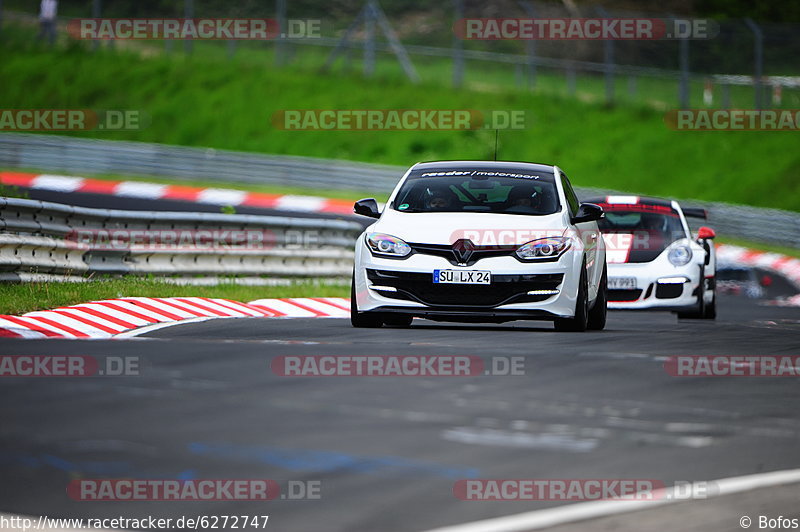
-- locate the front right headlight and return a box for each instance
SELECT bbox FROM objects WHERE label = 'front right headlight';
[366,232,411,258]
[515,237,571,261]
[668,245,693,266]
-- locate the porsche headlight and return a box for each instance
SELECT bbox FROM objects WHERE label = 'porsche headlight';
[515,237,571,261]
[668,245,693,266]
[366,233,411,258]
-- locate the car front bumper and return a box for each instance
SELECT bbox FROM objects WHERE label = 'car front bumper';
[353,241,583,321]
[606,262,703,311]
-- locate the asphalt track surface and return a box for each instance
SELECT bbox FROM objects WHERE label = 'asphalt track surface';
[0,296,799,532]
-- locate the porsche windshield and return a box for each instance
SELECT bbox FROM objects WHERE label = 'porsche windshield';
[391,168,560,215]
[597,205,686,244]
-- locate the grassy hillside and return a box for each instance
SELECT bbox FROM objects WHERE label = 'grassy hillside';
[1,27,798,211]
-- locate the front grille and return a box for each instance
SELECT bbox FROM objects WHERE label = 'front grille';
[367,269,563,308]
[655,283,684,299]
[408,243,514,267]
[608,289,643,302]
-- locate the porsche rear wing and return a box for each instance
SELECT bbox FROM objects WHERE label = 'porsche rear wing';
[682,207,708,219]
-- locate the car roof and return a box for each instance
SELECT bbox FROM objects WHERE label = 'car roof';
[412,160,557,173]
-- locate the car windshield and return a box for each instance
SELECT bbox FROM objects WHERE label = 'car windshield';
[391,168,560,215]
[596,204,686,245]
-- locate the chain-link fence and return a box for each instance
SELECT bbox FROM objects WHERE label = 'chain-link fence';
[3,0,799,109]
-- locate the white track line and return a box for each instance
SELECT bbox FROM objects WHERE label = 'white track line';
[248,299,319,317]
[115,316,221,338]
[54,308,129,333]
[113,181,168,198]
[32,174,85,192]
[196,188,248,205]
[422,468,800,532]
[125,298,199,319]
[289,297,349,317]
[24,311,112,338]
[0,319,48,338]
[274,195,327,212]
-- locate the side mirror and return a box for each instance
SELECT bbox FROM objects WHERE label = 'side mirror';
[760,275,773,287]
[697,226,716,240]
[572,203,604,224]
[354,198,381,219]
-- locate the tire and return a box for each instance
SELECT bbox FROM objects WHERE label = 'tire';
[677,278,712,320]
[677,299,703,319]
[702,290,717,320]
[587,262,607,331]
[350,274,384,328]
[383,315,413,328]
[554,263,589,332]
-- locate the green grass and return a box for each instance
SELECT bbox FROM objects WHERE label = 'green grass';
[1,23,799,212]
[0,278,349,315]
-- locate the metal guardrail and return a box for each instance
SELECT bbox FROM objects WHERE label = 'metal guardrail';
[1,133,799,248]
[0,133,402,193]
[0,197,362,280]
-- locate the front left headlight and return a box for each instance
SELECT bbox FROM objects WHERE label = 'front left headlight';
[366,232,411,258]
[515,237,571,261]
[668,244,693,266]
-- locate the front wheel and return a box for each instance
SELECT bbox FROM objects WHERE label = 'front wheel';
[554,265,589,332]
[587,262,607,331]
[702,290,716,319]
[350,275,384,328]
[677,278,716,320]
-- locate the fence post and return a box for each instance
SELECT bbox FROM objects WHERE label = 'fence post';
[744,18,764,110]
[596,6,614,105]
[519,1,537,90]
[566,62,576,96]
[184,0,194,55]
[452,0,464,88]
[721,83,731,109]
[276,0,287,66]
[92,0,101,51]
[364,1,375,77]
[679,32,690,108]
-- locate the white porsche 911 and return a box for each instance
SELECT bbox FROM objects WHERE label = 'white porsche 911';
[351,161,608,332]
[584,195,717,320]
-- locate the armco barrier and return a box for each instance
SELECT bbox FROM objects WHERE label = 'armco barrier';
[0,197,362,279]
[0,133,402,193]
[1,133,799,247]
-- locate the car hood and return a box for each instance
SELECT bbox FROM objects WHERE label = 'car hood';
[603,231,687,264]
[372,210,567,246]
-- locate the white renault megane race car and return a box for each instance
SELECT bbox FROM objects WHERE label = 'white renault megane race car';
[351,161,608,331]
[584,195,717,320]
